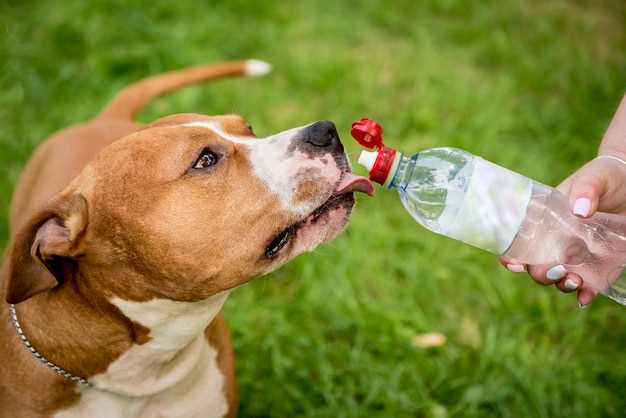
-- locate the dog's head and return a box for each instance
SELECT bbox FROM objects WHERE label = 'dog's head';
[5,114,373,303]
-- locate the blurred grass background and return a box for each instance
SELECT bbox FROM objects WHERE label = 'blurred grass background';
[2,0,626,417]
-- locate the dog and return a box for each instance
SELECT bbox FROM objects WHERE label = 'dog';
[0,60,373,418]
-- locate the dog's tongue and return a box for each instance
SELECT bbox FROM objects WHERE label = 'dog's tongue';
[335,173,374,196]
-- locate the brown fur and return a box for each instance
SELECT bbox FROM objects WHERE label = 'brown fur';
[0,60,353,418]
[206,313,238,418]
[0,61,255,417]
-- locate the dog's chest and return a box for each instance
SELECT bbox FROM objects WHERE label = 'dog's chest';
[54,295,230,418]
[53,338,227,418]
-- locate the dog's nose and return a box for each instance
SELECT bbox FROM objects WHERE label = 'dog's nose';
[303,120,341,149]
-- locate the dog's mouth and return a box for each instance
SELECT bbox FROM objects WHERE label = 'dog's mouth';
[265,172,374,258]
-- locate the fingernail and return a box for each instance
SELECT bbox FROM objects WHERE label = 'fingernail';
[506,264,526,273]
[546,265,567,281]
[578,303,588,309]
[563,278,579,291]
[573,198,591,217]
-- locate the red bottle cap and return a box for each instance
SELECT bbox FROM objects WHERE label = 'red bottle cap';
[351,118,384,150]
[351,118,397,185]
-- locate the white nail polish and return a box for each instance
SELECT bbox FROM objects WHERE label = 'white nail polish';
[578,303,588,309]
[546,265,567,281]
[563,279,578,291]
[507,264,525,273]
[573,198,591,217]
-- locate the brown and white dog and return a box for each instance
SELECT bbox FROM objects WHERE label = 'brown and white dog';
[0,60,373,418]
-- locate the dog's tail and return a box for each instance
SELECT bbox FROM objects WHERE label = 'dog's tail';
[97,60,272,121]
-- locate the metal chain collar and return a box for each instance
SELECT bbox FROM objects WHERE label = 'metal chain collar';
[8,304,92,387]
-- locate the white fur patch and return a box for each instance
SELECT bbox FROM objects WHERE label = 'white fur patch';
[244,59,272,77]
[182,121,251,144]
[54,292,230,418]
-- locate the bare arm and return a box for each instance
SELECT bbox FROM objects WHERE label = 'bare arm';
[599,93,626,158]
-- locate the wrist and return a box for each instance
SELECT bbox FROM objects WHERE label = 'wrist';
[598,147,626,163]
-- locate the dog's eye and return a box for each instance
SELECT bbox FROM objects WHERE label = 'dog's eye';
[193,149,218,170]
[246,124,255,136]
[265,227,294,258]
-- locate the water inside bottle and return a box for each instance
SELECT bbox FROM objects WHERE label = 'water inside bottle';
[393,149,533,255]
[391,149,473,234]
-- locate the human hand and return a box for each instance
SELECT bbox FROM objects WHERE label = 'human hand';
[501,155,626,306]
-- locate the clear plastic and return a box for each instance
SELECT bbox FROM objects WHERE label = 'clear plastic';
[388,147,626,305]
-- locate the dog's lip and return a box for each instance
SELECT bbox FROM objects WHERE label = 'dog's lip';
[334,172,374,196]
[265,171,371,259]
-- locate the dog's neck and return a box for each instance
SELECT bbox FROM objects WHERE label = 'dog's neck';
[92,291,230,395]
[12,269,229,396]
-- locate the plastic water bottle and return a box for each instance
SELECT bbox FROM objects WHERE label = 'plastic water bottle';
[351,118,626,305]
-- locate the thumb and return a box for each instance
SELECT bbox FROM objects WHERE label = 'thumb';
[568,165,608,218]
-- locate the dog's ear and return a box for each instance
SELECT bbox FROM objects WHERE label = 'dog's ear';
[5,194,89,304]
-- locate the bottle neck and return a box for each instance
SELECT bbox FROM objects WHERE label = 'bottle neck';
[387,153,415,190]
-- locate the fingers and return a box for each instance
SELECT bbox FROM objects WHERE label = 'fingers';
[500,257,564,285]
[555,273,582,293]
[527,264,562,286]
[576,283,598,306]
[567,167,606,217]
[499,257,526,273]
[503,262,526,273]
[506,264,526,273]
[501,260,592,304]
[525,264,583,295]
[565,158,626,217]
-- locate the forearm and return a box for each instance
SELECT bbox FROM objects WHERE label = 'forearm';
[598,92,626,159]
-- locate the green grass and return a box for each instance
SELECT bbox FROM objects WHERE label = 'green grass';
[2,0,626,417]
